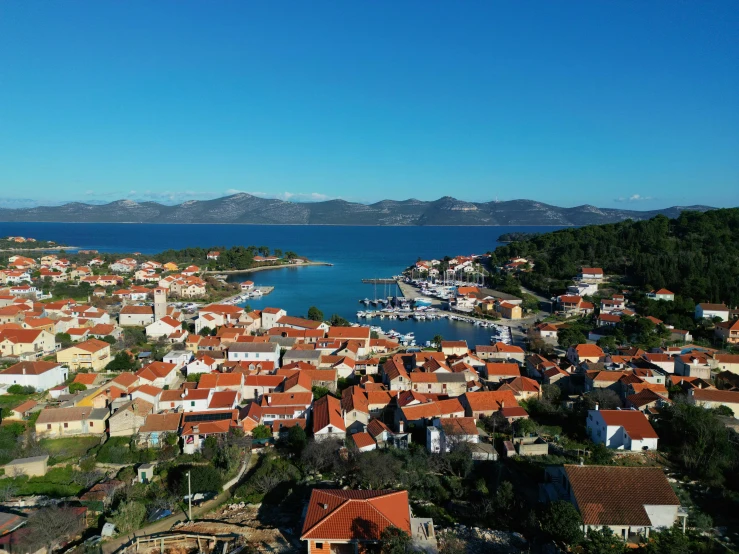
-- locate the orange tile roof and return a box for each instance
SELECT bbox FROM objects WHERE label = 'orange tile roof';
[351,432,376,449]
[440,417,479,436]
[597,410,658,440]
[301,489,410,540]
[462,390,519,412]
[312,394,345,433]
[485,362,521,377]
[576,344,605,358]
[692,388,739,404]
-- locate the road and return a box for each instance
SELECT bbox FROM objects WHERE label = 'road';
[102,452,258,554]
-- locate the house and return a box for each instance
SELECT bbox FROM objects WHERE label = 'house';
[459,390,519,418]
[228,342,280,365]
[477,342,525,363]
[35,406,109,437]
[544,465,683,540]
[647,289,675,301]
[351,432,377,452]
[0,329,55,359]
[186,354,219,376]
[586,408,659,451]
[427,417,479,453]
[56,339,111,371]
[163,349,193,367]
[243,374,285,400]
[109,399,155,437]
[484,362,521,383]
[119,305,155,327]
[441,340,468,357]
[300,489,412,554]
[398,398,465,427]
[715,319,739,345]
[137,413,181,448]
[566,343,604,365]
[695,303,729,322]
[533,323,559,341]
[578,267,604,282]
[260,307,287,330]
[136,362,179,388]
[326,326,371,353]
[181,410,239,454]
[498,376,541,400]
[312,394,346,441]
[0,361,67,391]
[7,399,38,420]
[497,301,522,320]
[688,388,739,417]
[674,353,712,380]
[145,316,183,340]
[408,372,467,396]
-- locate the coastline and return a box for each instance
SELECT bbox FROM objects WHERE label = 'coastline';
[203,261,332,276]
[0,245,79,252]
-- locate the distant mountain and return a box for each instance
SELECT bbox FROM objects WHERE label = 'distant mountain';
[0,194,716,226]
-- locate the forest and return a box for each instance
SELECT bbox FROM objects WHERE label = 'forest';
[489,209,739,305]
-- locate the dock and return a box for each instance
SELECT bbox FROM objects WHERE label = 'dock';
[362,278,397,284]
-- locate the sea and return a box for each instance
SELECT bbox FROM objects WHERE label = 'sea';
[0,223,565,346]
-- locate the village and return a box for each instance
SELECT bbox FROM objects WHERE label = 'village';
[0,239,738,553]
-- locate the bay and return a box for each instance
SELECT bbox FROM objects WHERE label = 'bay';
[0,222,564,346]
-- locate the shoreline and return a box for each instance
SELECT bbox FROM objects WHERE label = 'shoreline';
[203,261,332,276]
[0,245,79,252]
[0,221,576,227]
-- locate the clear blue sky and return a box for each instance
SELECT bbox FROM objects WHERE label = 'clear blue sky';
[1,1,737,209]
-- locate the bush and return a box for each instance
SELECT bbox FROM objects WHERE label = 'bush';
[168,465,223,496]
[7,385,35,395]
[68,382,87,393]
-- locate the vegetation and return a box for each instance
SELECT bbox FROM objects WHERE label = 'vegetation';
[307,306,324,321]
[490,209,739,305]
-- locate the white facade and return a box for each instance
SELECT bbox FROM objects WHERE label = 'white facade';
[261,309,287,330]
[0,364,68,392]
[695,304,729,322]
[145,318,180,339]
[586,410,659,451]
[227,343,280,365]
[163,350,193,367]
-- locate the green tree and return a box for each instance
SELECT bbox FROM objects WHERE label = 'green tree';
[55,333,73,349]
[311,386,331,400]
[514,417,538,437]
[106,351,137,371]
[113,501,147,534]
[69,382,87,393]
[307,306,324,321]
[582,527,628,554]
[285,425,308,456]
[589,443,614,465]
[540,501,583,545]
[329,314,350,327]
[252,425,273,440]
[637,525,691,554]
[432,334,444,348]
[380,526,413,554]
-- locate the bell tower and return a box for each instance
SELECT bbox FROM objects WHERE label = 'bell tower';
[154,287,167,321]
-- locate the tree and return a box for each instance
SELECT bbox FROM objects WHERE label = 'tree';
[69,382,87,393]
[7,384,35,395]
[584,389,622,410]
[285,425,307,456]
[25,506,84,551]
[252,425,273,440]
[329,314,350,327]
[311,386,331,400]
[637,525,691,554]
[582,527,628,554]
[380,526,413,554]
[432,334,444,348]
[514,417,538,437]
[123,327,146,348]
[169,465,223,495]
[307,306,324,321]
[558,328,587,347]
[101,334,117,344]
[55,332,73,349]
[113,500,147,534]
[588,443,614,465]
[540,501,583,545]
[106,351,137,371]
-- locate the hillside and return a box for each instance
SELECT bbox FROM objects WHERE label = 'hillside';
[490,209,739,306]
[0,193,716,226]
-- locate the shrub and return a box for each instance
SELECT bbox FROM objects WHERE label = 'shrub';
[7,385,35,395]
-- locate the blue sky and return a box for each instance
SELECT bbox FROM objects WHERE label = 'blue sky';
[0,1,737,210]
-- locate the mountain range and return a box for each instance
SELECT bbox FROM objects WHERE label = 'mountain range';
[0,194,716,226]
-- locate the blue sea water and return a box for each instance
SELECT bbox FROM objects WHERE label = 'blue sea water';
[0,222,563,345]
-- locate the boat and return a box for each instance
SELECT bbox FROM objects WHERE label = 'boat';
[414,297,433,307]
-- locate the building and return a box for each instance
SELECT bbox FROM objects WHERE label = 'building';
[427,417,479,453]
[695,303,730,322]
[688,388,739,417]
[57,339,111,371]
[715,319,739,345]
[153,287,167,321]
[3,455,49,478]
[312,394,346,441]
[578,267,604,282]
[109,399,155,436]
[647,289,675,301]
[300,489,412,554]
[145,316,182,340]
[674,353,712,380]
[35,406,109,437]
[119,305,156,327]
[260,307,287,330]
[228,342,280,365]
[586,408,659,451]
[544,465,684,541]
[0,361,67,392]
[0,329,55,359]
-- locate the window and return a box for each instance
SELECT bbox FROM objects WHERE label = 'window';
[191,401,195,407]
[47,424,51,430]
[90,422,94,427]
[315,544,323,550]
[64,422,68,428]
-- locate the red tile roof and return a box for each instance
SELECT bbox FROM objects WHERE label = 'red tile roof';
[312,394,345,433]
[301,489,410,540]
[351,432,376,449]
[563,465,678,526]
[597,410,658,439]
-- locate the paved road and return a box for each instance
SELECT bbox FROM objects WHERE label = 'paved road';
[102,453,258,554]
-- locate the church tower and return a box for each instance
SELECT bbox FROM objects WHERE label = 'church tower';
[154,287,167,321]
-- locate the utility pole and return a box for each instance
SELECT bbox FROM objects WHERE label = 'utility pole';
[187,470,192,521]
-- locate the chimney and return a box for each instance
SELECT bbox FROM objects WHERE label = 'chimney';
[398,420,404,433]
[22,366,26,375]
[319,503,328,510]
[595,402,599,411]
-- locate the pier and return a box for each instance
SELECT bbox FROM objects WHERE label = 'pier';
[362,278,397,284]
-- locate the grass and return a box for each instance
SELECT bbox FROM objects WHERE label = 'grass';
[0,394,36,408]
[1,465,84,497]
[40,436,100,464]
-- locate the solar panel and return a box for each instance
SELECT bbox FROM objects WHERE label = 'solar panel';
[183,412,232,423]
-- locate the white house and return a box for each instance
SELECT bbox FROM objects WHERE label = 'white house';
[0,361,67,392]
[227,343,280,365]
[186,355,219,376]
[119,305,155,327]
[312,394,346,441]
[145,316,182,340]
[586,408,659,451]
[694,303,729,322]
[260,308,287,330]
[426,417,479,454]
[163,349,193,367]
[647,289,675,302]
